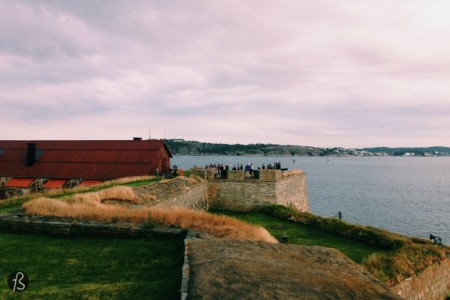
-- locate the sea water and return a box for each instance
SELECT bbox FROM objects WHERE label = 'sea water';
[172,155,450,245]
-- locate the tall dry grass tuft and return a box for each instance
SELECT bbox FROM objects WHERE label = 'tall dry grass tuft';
[148,207,277,243]
[73,186,141,204]
[23,197,151,222]
[23,190,277,243]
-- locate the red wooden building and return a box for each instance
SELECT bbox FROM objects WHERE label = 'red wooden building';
[0,139,172,198]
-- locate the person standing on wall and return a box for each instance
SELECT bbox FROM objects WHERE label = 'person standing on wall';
[244,163,250,177]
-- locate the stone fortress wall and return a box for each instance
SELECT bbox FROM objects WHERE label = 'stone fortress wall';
[390,255,450,300]
[134,177,209,211]
[189,168,310,212]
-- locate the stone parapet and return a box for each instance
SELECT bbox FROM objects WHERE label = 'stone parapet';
[227,170,245,181]
[207,170,309,212]
[208,181,277,212]
[155,181,209,210]
[189,168,206,179]
[206,169,215,181]
[259,169,282,181]
[277,171,309,211]
[390,255,450,300]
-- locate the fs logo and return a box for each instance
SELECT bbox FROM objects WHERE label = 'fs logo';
[8,271,29,292]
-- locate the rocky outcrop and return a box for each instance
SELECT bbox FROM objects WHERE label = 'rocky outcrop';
[187,239,401,300]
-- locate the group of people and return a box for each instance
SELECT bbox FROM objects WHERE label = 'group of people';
[260,162,282,170]
[204,161,282,178]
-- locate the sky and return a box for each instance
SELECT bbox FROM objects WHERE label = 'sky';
[1,1,450,148]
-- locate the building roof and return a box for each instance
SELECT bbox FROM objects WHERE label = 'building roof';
[79,179,103,186]
[42,179,68,189]
[4,178,35,188]
[0,140,172,180]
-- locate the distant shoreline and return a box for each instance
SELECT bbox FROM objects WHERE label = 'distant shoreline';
[165,139,450,157]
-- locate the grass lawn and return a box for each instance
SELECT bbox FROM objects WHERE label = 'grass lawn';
[121,179,159,188]
[212,210,385,264]
[0,205,22,214]
[0,232,183,300]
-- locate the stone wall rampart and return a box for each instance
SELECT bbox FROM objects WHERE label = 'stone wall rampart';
[0,213,186,238]
[227,170,246,181]
[208,180,277,211]
[390,255,450,300]
[134,177,208,210]
[208,170,310,212]
[133,169,309,212]
[276,171,309,211]
[155,181,209,210]
[189,168,206,179]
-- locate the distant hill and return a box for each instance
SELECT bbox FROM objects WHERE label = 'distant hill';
[360,146,450,156]
[165,139,330,156]
[165,139,450,157]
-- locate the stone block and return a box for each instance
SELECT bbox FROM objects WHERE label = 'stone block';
[206,169,215,180]
[259,170,281,181]
[190,168,206,179]
[228,171,245,181]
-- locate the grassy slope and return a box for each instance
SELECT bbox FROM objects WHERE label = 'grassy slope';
[213,210,383,264]
[0,232,183,300]
[237,205,447,285]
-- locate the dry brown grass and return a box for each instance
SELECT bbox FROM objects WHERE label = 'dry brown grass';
[23,186,145,221]
[23,196,148,222]
[362,242,446,285]
[149,206,277,242]
[22,187,277,243]
[73,186,141,204]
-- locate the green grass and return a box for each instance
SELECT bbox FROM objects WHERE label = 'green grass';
[0,205,22,214]
[260,205,405,250]
[0,198,28,213]
[0,232,184,299]
[121,179,159,188]
[212,210,384,263]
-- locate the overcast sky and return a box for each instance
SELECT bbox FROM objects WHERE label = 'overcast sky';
[1,1,450,148]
